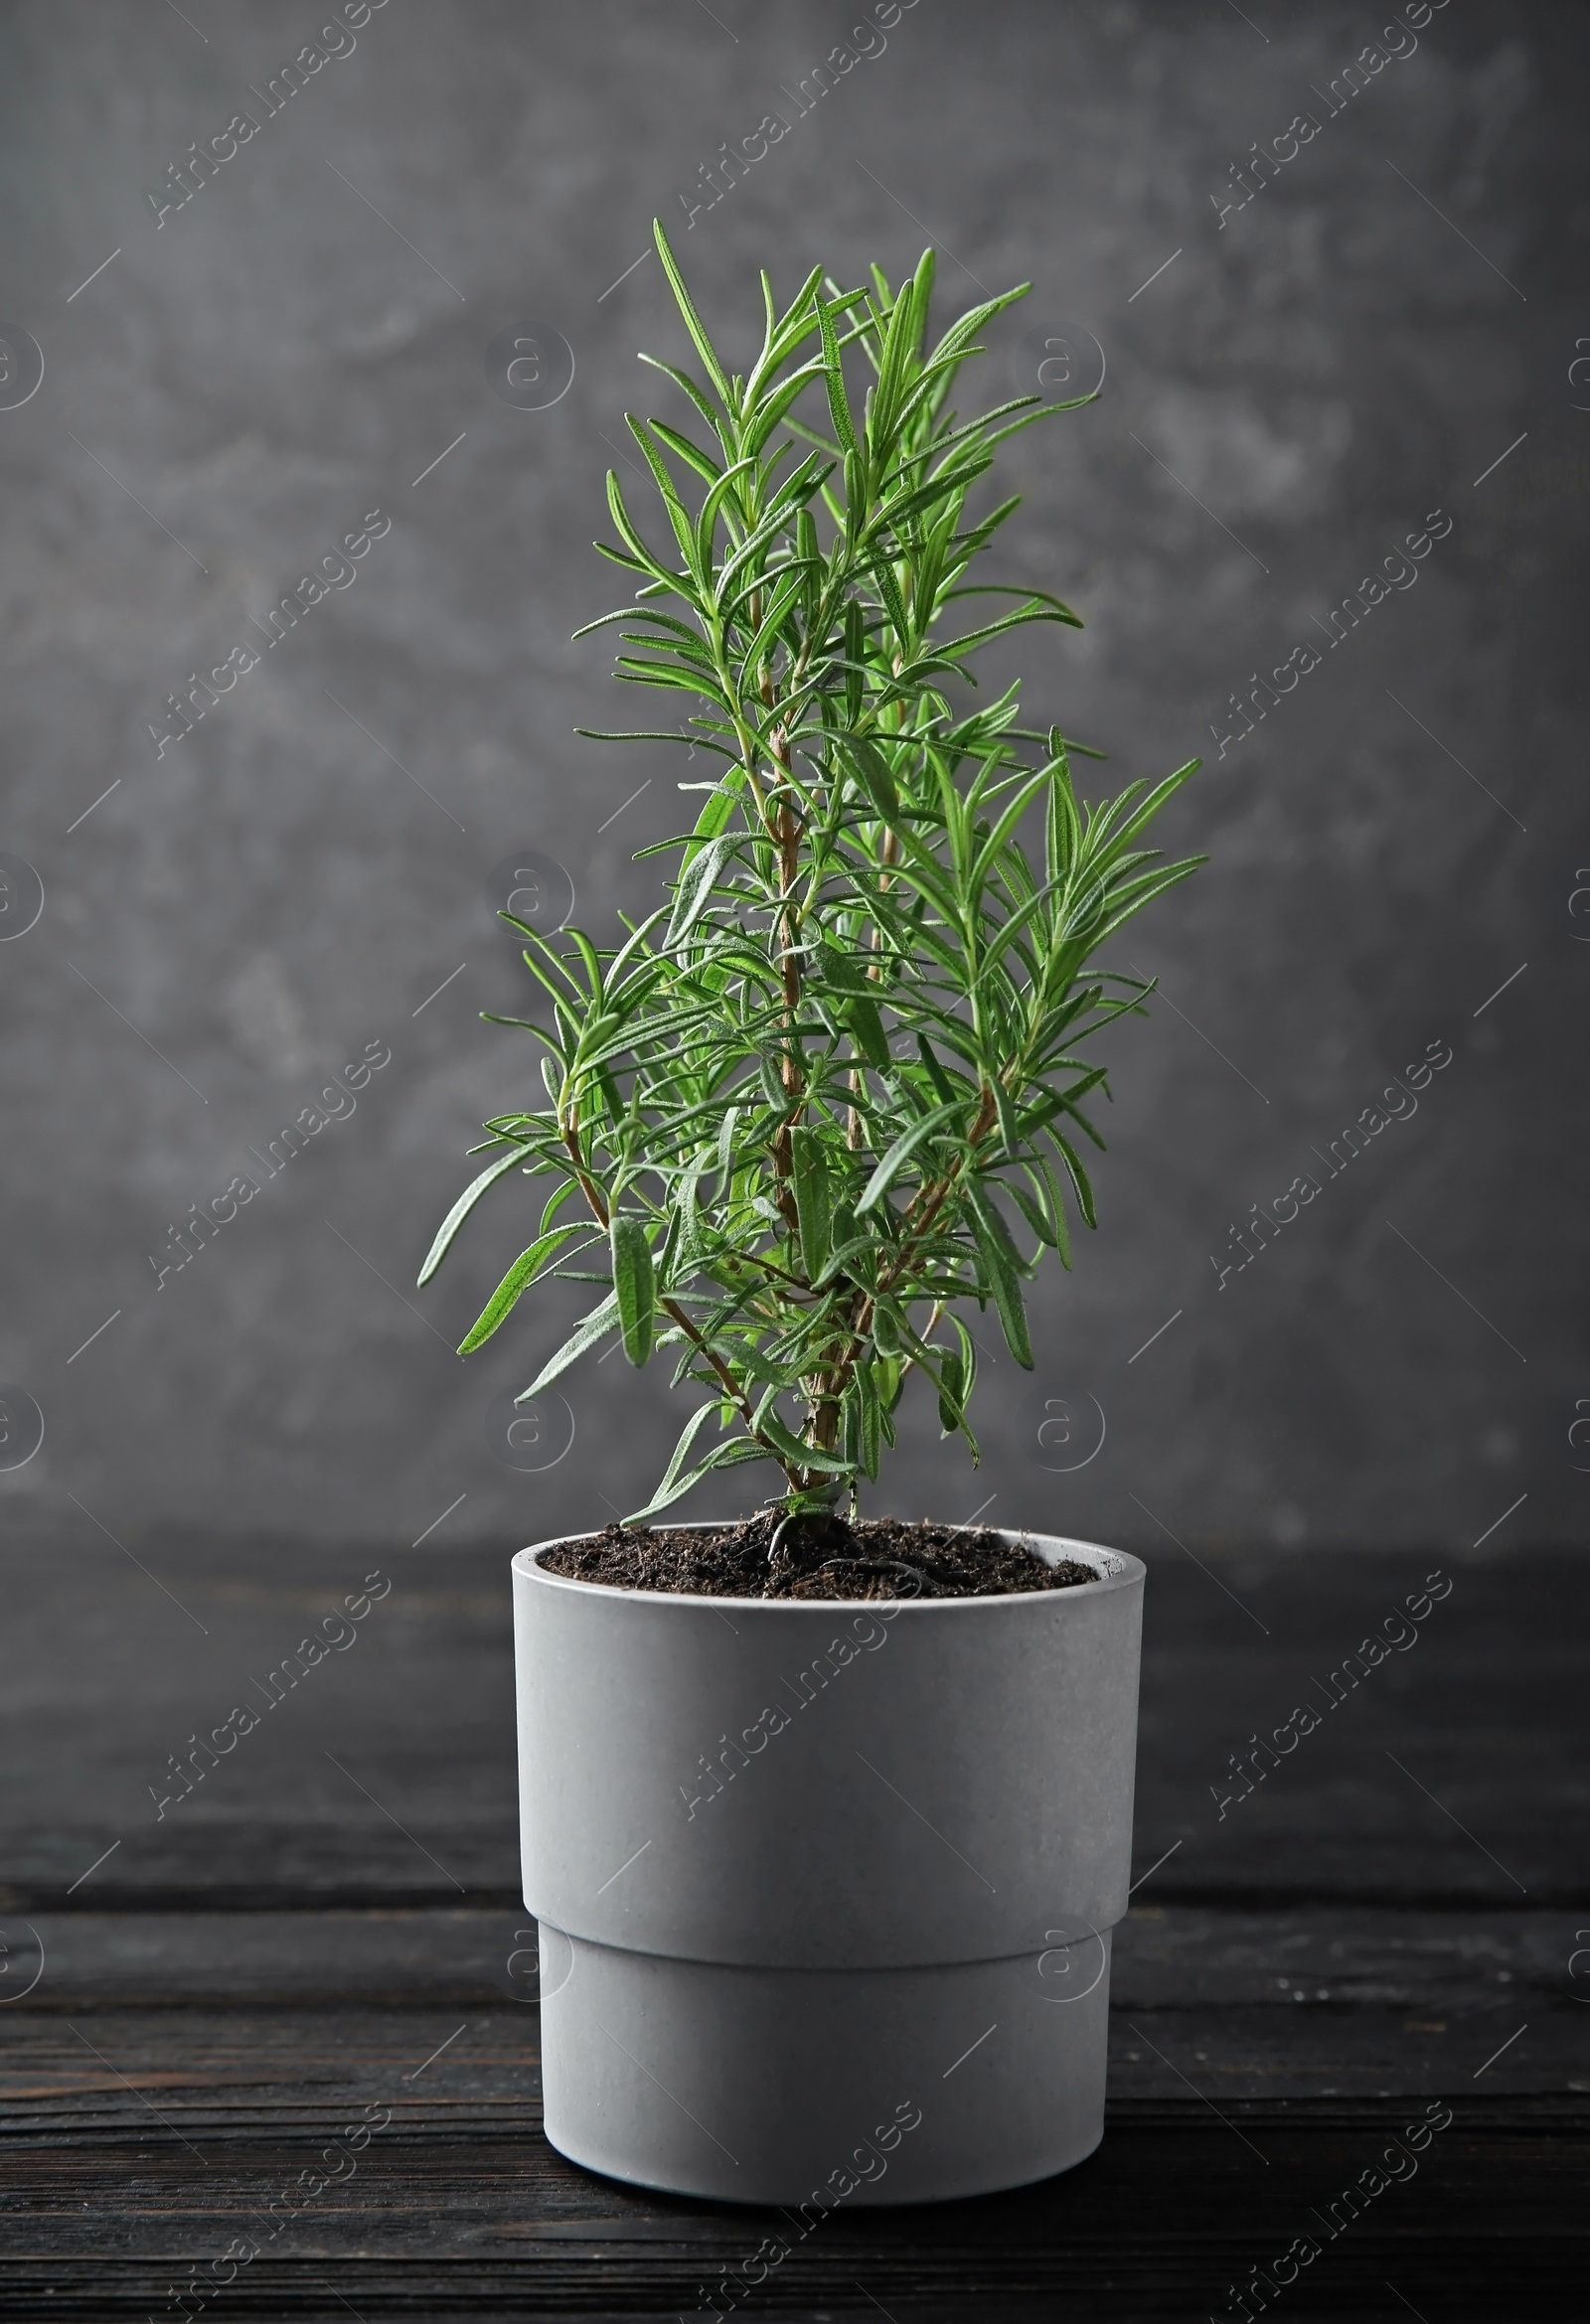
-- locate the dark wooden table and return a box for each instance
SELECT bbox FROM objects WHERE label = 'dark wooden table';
[2,1532,1584,2319]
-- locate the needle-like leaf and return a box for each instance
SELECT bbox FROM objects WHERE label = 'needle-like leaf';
[423,234,1203,1520]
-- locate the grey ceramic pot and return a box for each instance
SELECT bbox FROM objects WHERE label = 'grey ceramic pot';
[512,1526,1144,2205]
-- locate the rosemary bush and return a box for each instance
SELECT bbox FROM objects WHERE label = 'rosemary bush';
[422,224,1201,1530]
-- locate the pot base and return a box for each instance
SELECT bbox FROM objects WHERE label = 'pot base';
[537,1921,1113,2205]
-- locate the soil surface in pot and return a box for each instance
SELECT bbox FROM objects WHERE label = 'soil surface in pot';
[540,1514,1097,1601]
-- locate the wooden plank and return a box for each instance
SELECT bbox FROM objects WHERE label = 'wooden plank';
[0,1901,1583,2314]
[0,2081,1583,2318]
[3,1542,1582,2315]
[5,1905,1585,2096]
[2,1541,1584,1910]
[0,1537,518,1908]
[1132,1543,1590,1911]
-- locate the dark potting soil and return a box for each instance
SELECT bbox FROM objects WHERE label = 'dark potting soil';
[538,1513,1097,1601]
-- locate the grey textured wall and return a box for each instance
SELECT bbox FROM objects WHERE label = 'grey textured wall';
[2,0,1584,1561]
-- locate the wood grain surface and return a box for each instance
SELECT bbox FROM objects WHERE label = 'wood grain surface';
[2,1540,1585,2317]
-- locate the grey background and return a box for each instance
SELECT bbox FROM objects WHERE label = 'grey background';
[2,0,1585,1567]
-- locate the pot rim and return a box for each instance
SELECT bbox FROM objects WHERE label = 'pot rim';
[513,1522,1144,1610]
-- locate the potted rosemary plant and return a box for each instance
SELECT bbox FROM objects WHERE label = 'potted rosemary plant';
[423,224,1201,2205]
